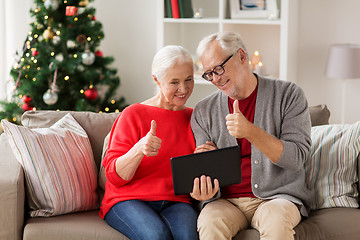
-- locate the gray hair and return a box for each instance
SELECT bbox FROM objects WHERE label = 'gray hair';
[152,45,193,80]
[196,31,248,59]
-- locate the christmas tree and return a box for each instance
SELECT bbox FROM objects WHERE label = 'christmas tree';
[0,0,126,124]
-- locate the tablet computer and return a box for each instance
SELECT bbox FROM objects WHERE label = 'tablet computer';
[170,146,242,195]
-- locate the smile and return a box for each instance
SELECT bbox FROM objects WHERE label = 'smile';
[219,79,230,87]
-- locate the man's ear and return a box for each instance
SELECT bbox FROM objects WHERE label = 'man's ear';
[239,48,247,62]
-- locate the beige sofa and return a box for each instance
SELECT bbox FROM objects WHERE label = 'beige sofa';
[0,106,359,240]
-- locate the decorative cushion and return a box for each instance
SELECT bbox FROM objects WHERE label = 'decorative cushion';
[21,110,120,170]
[309,104,330,126]
[305,121,360,209]
[1,113,98,217]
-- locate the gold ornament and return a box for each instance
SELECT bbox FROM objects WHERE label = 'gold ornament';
[79,0,89,7]
[43,27,54,40]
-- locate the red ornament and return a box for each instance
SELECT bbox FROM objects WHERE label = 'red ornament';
[84,87,98,101]
[95,50,103,57]
[92,16,96,21]
[32,50,39,56]
[21,103,33,112]
[65,6,78,16]
[22,95,32,103]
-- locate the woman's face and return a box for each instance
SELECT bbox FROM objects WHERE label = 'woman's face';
[157,61,194,110]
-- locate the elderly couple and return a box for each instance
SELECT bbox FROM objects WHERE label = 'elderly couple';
[99,31,312,240]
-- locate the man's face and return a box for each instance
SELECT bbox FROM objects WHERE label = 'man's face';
[201,41,243,99]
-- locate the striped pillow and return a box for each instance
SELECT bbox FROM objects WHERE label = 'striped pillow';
[305,122,360,210]
[1,113,98,217]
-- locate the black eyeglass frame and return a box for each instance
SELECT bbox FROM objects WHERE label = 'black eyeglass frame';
[201,54,234,81]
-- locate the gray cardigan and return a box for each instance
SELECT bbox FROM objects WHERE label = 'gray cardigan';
[190,75,313,216]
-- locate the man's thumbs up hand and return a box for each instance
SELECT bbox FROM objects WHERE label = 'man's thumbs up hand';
[226,100,250,139]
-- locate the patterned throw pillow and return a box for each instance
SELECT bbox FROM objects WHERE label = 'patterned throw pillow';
[1,113,98,217]
[305,122,360,210]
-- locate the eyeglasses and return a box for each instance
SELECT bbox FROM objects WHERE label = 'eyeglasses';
[202,54,234,81]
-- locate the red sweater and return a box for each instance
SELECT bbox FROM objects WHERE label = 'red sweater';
[99,104,195,218]
[222,86,258,199]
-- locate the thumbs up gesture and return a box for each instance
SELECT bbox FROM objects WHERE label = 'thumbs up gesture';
[138,120,162,157]
[226,100,250,139]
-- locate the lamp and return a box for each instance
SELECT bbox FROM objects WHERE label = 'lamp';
[325,44,360,123]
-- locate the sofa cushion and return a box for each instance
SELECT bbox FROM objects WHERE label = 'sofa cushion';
[305,122,360,210]
[21,110,120,169]
[23,210,129,240]
[2,114,98,217]
[309,104,331,126]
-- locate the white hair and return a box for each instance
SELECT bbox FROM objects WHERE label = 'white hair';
[196,31,249,59]
[152,45,193,80]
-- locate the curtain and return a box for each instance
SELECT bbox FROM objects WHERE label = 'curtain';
[0,0,32,101]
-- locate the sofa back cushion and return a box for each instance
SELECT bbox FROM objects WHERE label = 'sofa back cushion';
[309,104,331,126]
[22,110,120,169]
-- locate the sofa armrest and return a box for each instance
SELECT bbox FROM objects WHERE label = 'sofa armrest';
[0,134,25,240]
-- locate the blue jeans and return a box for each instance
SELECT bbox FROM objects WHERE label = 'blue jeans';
[105,200,199,240]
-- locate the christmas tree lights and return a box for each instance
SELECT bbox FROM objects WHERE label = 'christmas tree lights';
[0,0,126,124]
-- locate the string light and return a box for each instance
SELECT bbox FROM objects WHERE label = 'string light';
[105,107,109,112]
[111,100,115,104]
[51,52,55,56]
[64,76,70,81]
[44,15,48,20]
[87,37,91,41]
[74,17,78,22]
[80,89,84,94]
[73,54,78,58]
[56,31,61,35]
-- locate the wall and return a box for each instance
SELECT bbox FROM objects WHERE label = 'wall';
[0,0,32,101]
[297,0,360,124]
[92,0,157,105]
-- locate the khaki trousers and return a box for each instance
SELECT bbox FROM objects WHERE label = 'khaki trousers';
[197,197,301,240]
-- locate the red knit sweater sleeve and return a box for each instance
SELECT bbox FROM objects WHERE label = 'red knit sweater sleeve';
[102,106,142,187]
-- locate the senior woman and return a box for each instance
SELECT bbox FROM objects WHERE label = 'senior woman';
[99,45,198,240]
